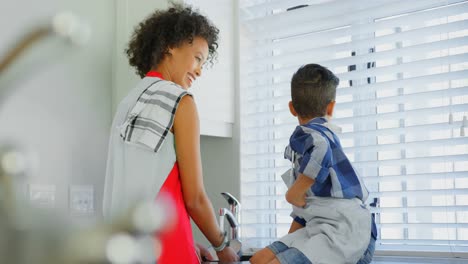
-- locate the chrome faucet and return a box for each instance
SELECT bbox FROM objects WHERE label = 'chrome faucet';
[221,192,240,223]
[219,192,241,241]
[219,208,239,240]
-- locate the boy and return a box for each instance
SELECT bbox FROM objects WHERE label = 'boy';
[251,64,377,264]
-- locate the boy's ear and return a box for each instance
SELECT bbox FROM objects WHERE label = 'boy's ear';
[289,101,297,117]
[326,100,336,117]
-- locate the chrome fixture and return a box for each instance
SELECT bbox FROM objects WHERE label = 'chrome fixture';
[218,192,242,254]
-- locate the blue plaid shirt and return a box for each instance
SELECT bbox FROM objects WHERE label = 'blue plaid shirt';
[285,117,377,239]
[285,117,369,201]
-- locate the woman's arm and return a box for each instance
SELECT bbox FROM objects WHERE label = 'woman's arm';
[173,95,238,261]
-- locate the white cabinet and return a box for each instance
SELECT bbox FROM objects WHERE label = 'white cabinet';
[183,0,236,137]
[113,0,236,137]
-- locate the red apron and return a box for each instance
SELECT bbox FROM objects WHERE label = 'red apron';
[156,162,199,264]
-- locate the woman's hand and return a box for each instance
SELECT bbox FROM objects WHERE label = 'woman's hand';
[195,242,214,262]
[216,246,239,263]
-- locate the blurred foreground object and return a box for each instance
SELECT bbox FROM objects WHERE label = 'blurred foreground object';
[0,181,174,263]
[0,12,90,108]
[0,145,174,263]
[0,12,90,75]
[0,12,173,263]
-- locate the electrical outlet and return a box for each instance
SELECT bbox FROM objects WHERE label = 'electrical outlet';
[69,185,94,215]
[28,184,56,208]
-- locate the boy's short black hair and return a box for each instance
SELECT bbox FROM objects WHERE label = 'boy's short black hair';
[126,3,219,78]
[291,64,339,118]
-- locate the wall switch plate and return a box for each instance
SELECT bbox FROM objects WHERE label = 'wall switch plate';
[69,185,94,215]
[28,184,56,208]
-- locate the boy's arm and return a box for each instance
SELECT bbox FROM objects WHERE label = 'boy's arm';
[285,173,315,207]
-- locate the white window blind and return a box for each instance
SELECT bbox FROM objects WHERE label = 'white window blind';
[239,0,468,256]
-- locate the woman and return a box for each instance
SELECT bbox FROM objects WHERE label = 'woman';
[103,4,239,263]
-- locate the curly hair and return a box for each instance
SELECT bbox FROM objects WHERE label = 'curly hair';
[126,3,219,78]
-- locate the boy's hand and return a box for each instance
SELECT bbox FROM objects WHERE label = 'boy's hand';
[285,174,315,207]
[285,189,307,207]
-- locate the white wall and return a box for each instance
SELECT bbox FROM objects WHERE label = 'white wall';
[197,134,240,244]
[0,0,114,222]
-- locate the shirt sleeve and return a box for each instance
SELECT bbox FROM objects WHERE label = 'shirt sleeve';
[296,130,332,183]
[293,216,306,227]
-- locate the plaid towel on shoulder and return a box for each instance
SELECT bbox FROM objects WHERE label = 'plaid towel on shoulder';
[120,79,191,152]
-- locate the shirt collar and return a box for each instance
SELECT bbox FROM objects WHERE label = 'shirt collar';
[146,71,164,79]
[304,116,328,126]
[303,116,342,134]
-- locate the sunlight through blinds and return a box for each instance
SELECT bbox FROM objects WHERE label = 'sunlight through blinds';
[239,0,468,255]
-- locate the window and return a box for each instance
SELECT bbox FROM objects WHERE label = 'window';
[240,0,468,256]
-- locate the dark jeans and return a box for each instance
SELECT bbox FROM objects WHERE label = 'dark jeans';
[356,236,376,264]
[265,236,376,264]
